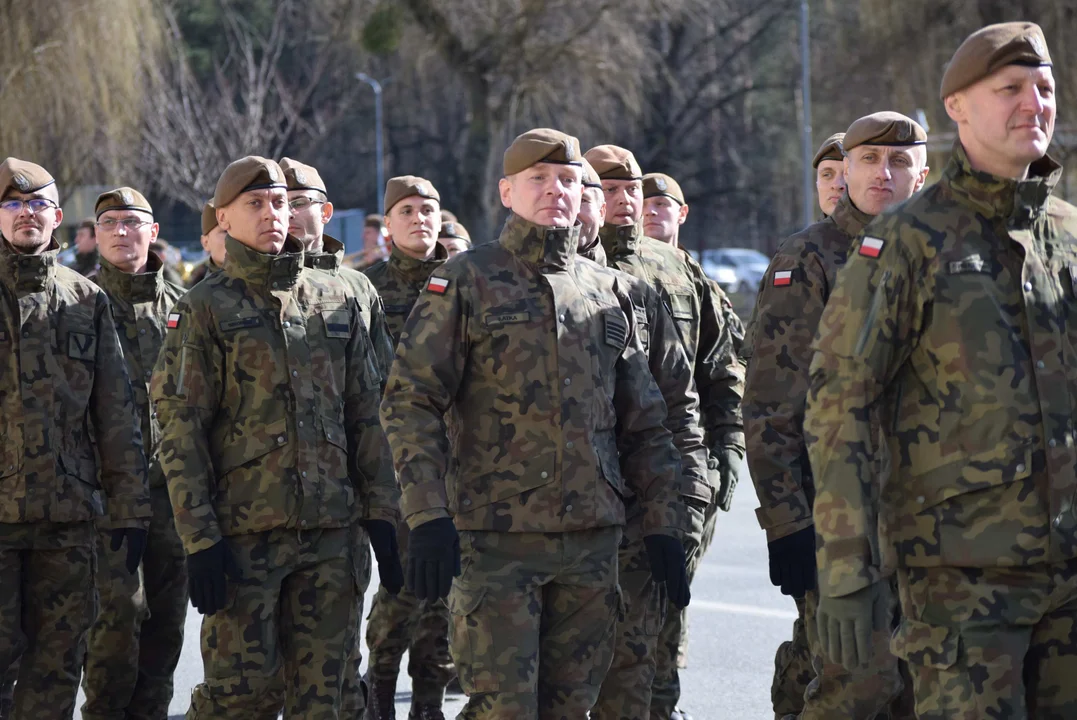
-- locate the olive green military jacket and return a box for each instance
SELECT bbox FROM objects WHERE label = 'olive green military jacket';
[72,249,100,277]
[186,257,222,288]
[305,234,395,375]
[742,193,873,542]
[0,239,150,526]
[806,143,1077,599]
[151,235,397,555]
[363,243,448,346]
[381,214,684,537]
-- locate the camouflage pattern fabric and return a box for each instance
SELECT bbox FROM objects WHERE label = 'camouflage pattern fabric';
[770,597,813,720]
[186,257,221,288]
[0,522,98,720]
[185,527,360,719]
[362,241,448,345]
[449,528,621,719]
[71,249,100,277]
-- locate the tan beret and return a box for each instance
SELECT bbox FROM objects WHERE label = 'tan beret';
[201,201,218,235]
[843,112,927,152]
[439,221,471,242]
[584,145,643,181]
[364,213,384,228]
[440,209,458,223]
[642,173,685,205]
[0,157,55,199]
[812,132,846,168]
[213,156,286,208]
[941,22,1051,100]
[503,128,583,176]
[279,157,327,194]
[384,176,440,214]
[95,187,152,219]
[580,158,602,189]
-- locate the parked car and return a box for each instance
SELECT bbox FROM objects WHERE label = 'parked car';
[687,249,739,294]
[700,247,770,294]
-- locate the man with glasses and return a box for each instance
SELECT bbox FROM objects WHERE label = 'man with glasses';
[80,187,190,720]
[0,159,150,718]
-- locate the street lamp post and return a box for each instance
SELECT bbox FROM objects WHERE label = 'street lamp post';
[356,73,385,217]
[799,0,814,228]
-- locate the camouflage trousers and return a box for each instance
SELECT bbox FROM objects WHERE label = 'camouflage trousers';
[769,596,813,720]
[365,519,453,705]
[0,521,98,720]
[449,527,621,720]
[186,526,360,720]
[893,561,1077,720]
[801,579,914,719]
[82,486,189,720]
[649,498,716,719]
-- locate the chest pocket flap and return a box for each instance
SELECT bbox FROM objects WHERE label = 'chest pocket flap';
[64,308,97,361]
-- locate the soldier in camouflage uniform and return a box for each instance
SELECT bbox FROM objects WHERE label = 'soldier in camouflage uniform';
[80,188,190,720]
[187,202,226,288]
[744,112,929,720]
[0,158,150,720]
[70,218,100,277]
[363,176,453,720]
[582,147,743,720]
[381,128,690,720]
[807,23,1077,719]
[814,134,847,218]
[438,220,471,258]
[150,156,402,719]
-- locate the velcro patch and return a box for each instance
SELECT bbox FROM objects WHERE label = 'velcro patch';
[948,255,985,274]
[633,304,647,324]
[604,311,629,349]
[773,270,793,287]
[383,304,411,315]
[484,311,530,327]
[218,315,263,332]
[166,313,181,329]
[67,331,97,361]
[859,236,885,258]
[427,277,450,294]
[322,309,352,338]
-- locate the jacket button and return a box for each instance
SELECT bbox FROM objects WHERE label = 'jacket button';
[566,441,574,449]
[298,421,304,428]
[139,328,146,335]
[1037,360,1045,369]
[1050,439,1058,448]
[277,436,285,444]
[541,471,549,479]
[302,471,308,478]
[559,314,566,322]
[565,504,573,512]
[1054,514,1064,529]
[916,495,925,504]
[1016,463,1026,473]
[1023,282,1033,292]
[564,378,571,386]
[463,498,472,506]
[292,370,298,377]
[283,321,290,328]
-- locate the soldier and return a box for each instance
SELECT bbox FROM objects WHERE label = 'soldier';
[381,128,690,720]
[70,217,100,276]
[814,133,847,217]
[363,176,453,720]
[187,202,226,288]
[807,22,1077,719]
[80,187,189,720]
[0,158,150,719]
[584,146,744,720]
[151,156,402,718]
[744,111,928,720]
[359,213,389,268]
[438,221,471,258]
[641,173,689,249]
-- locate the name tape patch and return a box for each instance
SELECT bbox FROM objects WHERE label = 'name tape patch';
[859,237,885,258]
[427,277,450,294]
[773,270,793,287]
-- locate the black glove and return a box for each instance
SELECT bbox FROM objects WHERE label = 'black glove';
[187,540,241,616]
[643,534,691,609]
[110,527,148,575]
[362,519,404,595]
[711,446,744,512]
[406,517,460,602]
[767,525,817,597]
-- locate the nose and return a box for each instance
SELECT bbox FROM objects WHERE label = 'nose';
[1024,85,1047,115]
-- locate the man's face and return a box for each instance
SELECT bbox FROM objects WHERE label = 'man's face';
[96,210,158,273]
[287,190,332,250]
[948,65,1056,178]
[602,178,643,226]
[75,226,97,254]
[200,226,228,267]
[815,159,847,216]
[844,145,929,215]
[0,188,63,254]
[439,238,469,257]
[642,195,688,244]
[498,163,582,227]
[385,197,440,258]
[576,186,606,248]
[217,187,290,254]
[362,224,384,250]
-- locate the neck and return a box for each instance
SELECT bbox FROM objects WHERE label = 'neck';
[960,136,1031,181]
[112,257,149,274]
[305,234,325,253]
[396,242,436,261]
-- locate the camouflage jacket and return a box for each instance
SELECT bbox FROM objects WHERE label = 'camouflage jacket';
[806,143,1077,598]
[580,234,709,505]
[381,213,684,536]
[305,234,394,375]
[600,222,745,458]
[743,192,873,542]
[96,254,186,491]
[363,243,449,346]
[187,257,222,288]
[0,239,149,526]
[72,249,100,277]
[151,235,396,555]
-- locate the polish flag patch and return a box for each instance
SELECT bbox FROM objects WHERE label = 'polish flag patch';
[427,277,450,294]
[166,313,181,329]
[859,237,885,258]
[773,270,793,287]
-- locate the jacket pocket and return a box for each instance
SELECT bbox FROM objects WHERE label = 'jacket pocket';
[216,417,291,479]
[453,449,555,513]
[891,617,958,670]
[448,582,499,694]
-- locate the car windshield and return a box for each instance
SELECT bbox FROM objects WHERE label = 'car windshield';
[714,248,769,265]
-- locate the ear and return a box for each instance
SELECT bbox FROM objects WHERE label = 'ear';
[200,234,210,252]
[843,156,851,176]
[915,166,931,192]
[498,177,513,210]
[678,203,689,225]
[944,93,965,124]
[150,222,160,242]
[598,199,607,224]
[54,207,64,226]
[383,212,393,233]
[322,200,334,223]
[216,207,230,232]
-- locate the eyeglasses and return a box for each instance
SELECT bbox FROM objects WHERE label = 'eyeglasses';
[288,197,326,212]
[0,198,58,214]
[97,218,152,232]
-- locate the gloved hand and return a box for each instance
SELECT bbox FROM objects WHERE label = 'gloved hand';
[362,519,404,595]
[643,534,691,609]
[710,446,744,512]
[816,581,888,669]
[110,527,148,575]
[187,540,241,616]
[767,525,817,597]
[406,517,460,602]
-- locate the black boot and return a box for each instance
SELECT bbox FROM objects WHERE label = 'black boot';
[365,674,397,720]
[408,703,446,720]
